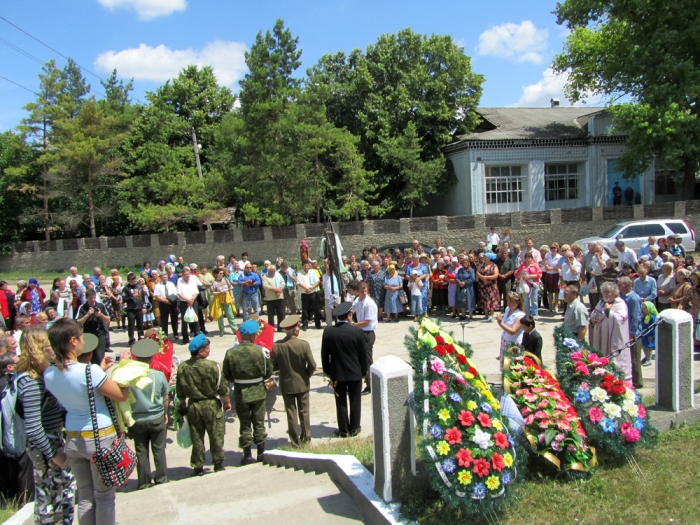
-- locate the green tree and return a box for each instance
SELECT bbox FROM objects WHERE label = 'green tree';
[553,0,700,195]
[62,58,91,119]
[310,29,484,213]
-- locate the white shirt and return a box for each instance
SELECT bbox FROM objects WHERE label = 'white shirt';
[237,260,248,271]
[501,307,525,343]
[487,232,500,246]
[177,277,200,300]
[353,296,378,331]
[561,260,582,281]
[526,248,542,264]
[588,252,610,276]
[154,281,177,299]
[545,252,562,274]
[296,271,318,295]
[13,330,22,352]
[617,247,638,271]
[66,274,83,287]
[322,274,340,306]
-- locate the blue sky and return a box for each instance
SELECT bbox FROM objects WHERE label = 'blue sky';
[0,0,601,131]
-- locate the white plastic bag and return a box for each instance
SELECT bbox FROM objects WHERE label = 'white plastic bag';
[183,306,196,323]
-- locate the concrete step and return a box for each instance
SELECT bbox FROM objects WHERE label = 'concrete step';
[114,462,367,524]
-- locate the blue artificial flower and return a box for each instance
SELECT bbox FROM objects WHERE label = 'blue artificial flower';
[430,424,443,439]
[449,392,462,404]
[563,338,580,349]
[574,387,591,403]
[507,434,515,447]
[480,402,492,414]
[473,483,487,499]
[502,470,512,486]
[600,417,617,433]
[633,418,645,431]
[442,458,456,474]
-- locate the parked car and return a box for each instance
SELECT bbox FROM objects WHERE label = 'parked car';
[576,219,696,256]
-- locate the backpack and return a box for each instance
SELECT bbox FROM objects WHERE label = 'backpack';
[0,372,28,459]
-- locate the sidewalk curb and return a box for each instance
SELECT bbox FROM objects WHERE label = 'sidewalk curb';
[3,502,32,525]
[263,450,408,525]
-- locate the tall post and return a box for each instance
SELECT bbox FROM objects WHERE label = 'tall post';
[655,309,695,412]
[371,355,416,502]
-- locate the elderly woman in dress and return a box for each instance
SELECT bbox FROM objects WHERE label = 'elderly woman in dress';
[368,261,386,321]
[383,265,402,322]
[476,253,500,321]
[669,268,692,309]
[656,261,676,312]
[589,282,632,380]
[455,257,476,320]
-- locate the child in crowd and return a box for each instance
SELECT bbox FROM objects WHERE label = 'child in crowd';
[410,270,423,320]
[520,315,542,361]
[641,301,657,366]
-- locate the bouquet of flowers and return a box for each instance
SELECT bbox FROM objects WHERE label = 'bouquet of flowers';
[503,347,596,477]
[408,318,523,516]
[554,327,658,457]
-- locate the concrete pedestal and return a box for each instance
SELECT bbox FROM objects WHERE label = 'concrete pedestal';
[370,355,416,502]
[655,309,695,412]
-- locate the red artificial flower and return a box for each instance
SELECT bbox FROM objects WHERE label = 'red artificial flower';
[588,407,603,423]
[477,413,492,428]
[444,427,462,445]
[455,448,473,467]
[468,367,478,377]
[435,336,445,345]
[458,410,475,427]
[494,432,509,450]
[604,374,616,383]
[446,344,456,354]
[434,345,448,356]
[491,453,506,472]
[472,458,490,478]
[523,357,535,367]
[637,404,646,419]
[456,354,467,365]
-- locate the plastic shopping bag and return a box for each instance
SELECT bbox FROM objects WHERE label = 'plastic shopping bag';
[183,306,197,324]
[176,419,192,449]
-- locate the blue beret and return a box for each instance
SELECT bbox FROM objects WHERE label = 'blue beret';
[239,320,260,335]
[188,334,209,353]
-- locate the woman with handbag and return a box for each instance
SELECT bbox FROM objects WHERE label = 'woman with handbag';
[44,319,131,525]
[383,265,403,322]
[16,327,75,524]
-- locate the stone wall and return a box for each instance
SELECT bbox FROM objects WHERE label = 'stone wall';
[1,201,697,272]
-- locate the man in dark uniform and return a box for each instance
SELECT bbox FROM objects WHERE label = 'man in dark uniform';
[321,302,367,438]
[176,334,231,476]
[222,320,272,465]
[121,272,146,346]
[76,290,111,365]
[272,315,317,447]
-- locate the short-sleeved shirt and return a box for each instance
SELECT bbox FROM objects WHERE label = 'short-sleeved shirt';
[177,277,200,300]
[130,369,169,422]
[353,296,378,331]
[563,298,589,333]
[44,363,112,431]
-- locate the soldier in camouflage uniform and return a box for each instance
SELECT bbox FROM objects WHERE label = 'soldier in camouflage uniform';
[222,320,272,465]
[176,334,231,476]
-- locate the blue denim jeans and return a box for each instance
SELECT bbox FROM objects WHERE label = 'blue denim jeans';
[241,292,259,321]
[522,286,539,317]
[410,295,422,316]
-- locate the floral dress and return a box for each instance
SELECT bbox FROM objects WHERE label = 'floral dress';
[369,269,386,309]
[477,262,500,312]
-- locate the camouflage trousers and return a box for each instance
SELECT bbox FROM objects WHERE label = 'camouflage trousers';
[26,432,76,525]
[234,390,267,449]
[187,399,225,468]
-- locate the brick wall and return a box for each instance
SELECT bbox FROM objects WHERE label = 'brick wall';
[1,202,694,272]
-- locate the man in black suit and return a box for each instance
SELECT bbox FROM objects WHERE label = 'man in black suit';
[520,315,542,362]
[321,302,367,438]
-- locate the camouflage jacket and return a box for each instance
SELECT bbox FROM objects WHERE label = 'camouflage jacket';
[176,356,228,402]
[222,341,272,402]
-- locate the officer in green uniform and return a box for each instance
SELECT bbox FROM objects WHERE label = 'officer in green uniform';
[176,334,231,476]
[222,320,272,465]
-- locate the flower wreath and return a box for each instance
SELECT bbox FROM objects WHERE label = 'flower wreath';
[554,327,658,457]
[503,346,596,478]
[408,318,523,516]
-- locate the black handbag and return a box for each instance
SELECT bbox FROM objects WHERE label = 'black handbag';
[197,286,209,309]
[85,366,137,487]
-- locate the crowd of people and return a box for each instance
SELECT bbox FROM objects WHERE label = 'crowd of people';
[0,228,697,524]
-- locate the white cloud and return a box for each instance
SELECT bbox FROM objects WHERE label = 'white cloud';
[94,41,248,87]
[476,21,549,64]
[97,0,186,20]
[512,68,602,107]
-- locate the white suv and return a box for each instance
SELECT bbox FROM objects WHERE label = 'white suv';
[575,219,696,256]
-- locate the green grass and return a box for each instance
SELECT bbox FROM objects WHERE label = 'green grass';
[0,497,23,523]
[281,423,700,525]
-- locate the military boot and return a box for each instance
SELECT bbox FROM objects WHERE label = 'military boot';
[256,442,266,462]
[214,461,225,472]
[240,446,256,466]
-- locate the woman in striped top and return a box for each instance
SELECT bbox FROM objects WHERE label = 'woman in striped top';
[16,326,75,525]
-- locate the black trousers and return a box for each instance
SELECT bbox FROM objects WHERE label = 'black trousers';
[159,302,179,337]
[301,292,321,328]
[334,380,362,436]
[363,331,375,388]
[126,308,144,345]
[266,298,285,329]
[179,301,200,343]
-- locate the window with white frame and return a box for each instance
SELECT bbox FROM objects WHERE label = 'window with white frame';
[485,165,523,204]
[545,163,581,201]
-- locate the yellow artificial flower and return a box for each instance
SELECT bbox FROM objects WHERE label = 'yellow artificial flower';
[436,441,450,455]
[493,420,503,431]
[485,475,500,491]
[438,409,451,423]
[457,470,473,485]
[474,380,485,390]
[466,400,477,411]
[503,453,514,468]
[463,372,474,380]
[491,400,501,411]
